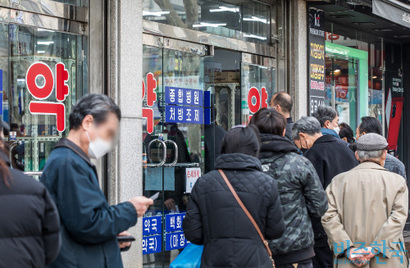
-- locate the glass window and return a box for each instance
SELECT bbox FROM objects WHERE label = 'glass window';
[3,24,88,172]
[325,55,358,126]
[143,0,272,44]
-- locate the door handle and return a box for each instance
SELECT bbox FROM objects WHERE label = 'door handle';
[146,139,167,167]
[163,140,178,167]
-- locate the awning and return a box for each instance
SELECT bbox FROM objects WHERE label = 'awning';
[373,0,410,29]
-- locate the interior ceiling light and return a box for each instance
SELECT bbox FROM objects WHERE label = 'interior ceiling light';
[142,11,170,17]
[37,41,54,45]
[243,33,268,40]
[192,22,227,28]
[243,16,268,24]
[209,6,240,13]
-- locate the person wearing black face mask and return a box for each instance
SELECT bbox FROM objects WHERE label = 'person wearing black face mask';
[41,94,153,268]
[292,116,358,268]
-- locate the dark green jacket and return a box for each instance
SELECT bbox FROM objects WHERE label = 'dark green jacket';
[259,134,328,265]
[41,139,138,268]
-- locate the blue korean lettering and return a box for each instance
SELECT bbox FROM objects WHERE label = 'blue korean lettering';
[142,235,162,255]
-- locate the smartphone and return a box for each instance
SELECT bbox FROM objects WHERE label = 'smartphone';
[150,192,160,201]
[117,236,136,243]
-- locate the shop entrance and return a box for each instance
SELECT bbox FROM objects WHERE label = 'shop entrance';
[324,42,368,130]
[141,34,276,267]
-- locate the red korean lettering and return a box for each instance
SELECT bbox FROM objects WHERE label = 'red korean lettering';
[261,87,268,108]
[144,73,157,107]
[29,102,65,132]
[247,87,260,114]
[55,63,69,101]
[26,62,54,100]
[143,108,154,134]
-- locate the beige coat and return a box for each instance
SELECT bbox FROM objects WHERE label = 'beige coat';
[322,162,408,268]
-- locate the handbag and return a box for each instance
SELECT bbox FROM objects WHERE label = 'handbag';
[218,169,276,268]
[169,243,204,268]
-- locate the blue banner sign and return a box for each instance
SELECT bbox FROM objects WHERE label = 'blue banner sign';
[165,87,203,107]
[165,213,185,233]
[165,106,203,124]
[165,231,190,251]
[142,234,162,255]
[142,216,162,236]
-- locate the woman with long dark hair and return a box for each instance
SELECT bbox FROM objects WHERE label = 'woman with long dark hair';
[183,125,285,267]
[0,121,61,267]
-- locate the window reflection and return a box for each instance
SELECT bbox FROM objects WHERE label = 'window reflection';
[143,0,271,44]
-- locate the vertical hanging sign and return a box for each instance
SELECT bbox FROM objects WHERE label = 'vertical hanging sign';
[308,8,326,114]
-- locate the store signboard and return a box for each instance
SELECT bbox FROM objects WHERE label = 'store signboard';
[373,0,410,29]
[142,216,162,236]
[165,87,203,106]
[142,234,162,255]
[165,231,190,251]
[185,167,201,193]
[165,213,185,233]
[308,8,326,114]
[26,62,69,132]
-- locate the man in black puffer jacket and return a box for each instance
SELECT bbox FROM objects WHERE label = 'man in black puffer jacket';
[251,108,328,268]
[183,125,285,268]
[0,151,61,267]
[292,116,358,268]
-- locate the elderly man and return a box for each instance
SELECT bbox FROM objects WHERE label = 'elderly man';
[270,92,294,140]
[356,116,406,180]
[41,94,153,268]
[292,116,357,268]
[322,133,408,267]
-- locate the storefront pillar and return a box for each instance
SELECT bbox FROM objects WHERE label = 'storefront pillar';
[289,0,308,119]
[108,0,144,267]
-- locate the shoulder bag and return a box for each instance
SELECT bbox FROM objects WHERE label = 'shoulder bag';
[218,169,275,268]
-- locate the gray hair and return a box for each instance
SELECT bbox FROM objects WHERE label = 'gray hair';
[69,94,121,130]
[357,149,385,161]
[291,116,322,140]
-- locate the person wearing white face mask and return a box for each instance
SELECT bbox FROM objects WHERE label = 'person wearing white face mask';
[312,105,343,140]
[41,94,153,268]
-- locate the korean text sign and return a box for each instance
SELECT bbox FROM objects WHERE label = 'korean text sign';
[26,62,69,132]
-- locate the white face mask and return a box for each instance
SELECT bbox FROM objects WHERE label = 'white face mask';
[86,130,112,159]
[333,126,340,134]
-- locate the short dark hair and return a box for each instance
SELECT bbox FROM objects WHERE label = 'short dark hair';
[250,108,286,136]
[358,116,382,135]
[272,92,292,113]
[312,106,338,127]
[69,94,121,130]
[221,125,260,157]
[339,123,354,143]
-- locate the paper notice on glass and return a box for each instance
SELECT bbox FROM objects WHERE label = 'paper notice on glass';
[145,167,175,191]
[185,168,201,193]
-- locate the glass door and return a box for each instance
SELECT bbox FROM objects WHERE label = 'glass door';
[241,54,276,124]
[142,35,207,268]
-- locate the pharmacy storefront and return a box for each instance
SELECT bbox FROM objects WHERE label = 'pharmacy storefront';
[141,0,289,266]
[0,1,88,174]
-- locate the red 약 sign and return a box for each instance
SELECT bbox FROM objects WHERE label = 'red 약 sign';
[26,61,70,132]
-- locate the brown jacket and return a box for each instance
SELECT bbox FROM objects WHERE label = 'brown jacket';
[322,162,408,268]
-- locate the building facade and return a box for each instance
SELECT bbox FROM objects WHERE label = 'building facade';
[1,0,409,267]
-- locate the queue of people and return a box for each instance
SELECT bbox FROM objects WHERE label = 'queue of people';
[0,92,408,268]
[184,92,408,268]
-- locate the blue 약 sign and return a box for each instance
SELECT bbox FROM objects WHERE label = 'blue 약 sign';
[142,234,162,255]
[165,106,203,124]
[142,216,162,236]
[165,213,185,233]
[165,231,190,251]
[165,87,203,106]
